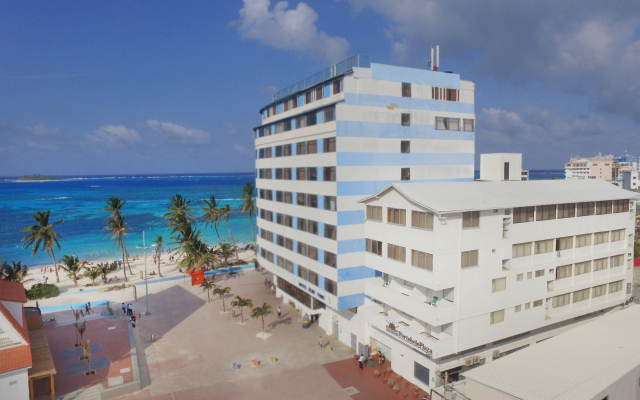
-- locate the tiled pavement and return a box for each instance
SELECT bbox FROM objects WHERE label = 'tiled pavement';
[32,317,133,399]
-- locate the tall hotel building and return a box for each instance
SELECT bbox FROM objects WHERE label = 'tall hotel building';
[254,56,475,351]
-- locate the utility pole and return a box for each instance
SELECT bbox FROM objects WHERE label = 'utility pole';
[143,231,150,316]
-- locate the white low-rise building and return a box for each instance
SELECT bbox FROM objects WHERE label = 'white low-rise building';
[463,304,640,400]
[622,170,639,191]
[358,179,636,391]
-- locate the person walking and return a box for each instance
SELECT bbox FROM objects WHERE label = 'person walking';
[130,315,136,328]
[85,303,90,314]
[87,302,93,314]
[358,354,364,370]
[264,278,269,288]
[127,303,132,316]
[122,303,126,315]
[277,306,281,318]
[318,336,323,348]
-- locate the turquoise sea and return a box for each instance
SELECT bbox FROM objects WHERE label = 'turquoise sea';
[0,173,256,267]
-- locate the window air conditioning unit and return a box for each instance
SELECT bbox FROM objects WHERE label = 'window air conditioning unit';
[464,358,474,367]
[472,356,480,364]
[492,350,500,359]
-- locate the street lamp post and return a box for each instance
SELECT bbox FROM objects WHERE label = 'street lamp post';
[142,231,151,316]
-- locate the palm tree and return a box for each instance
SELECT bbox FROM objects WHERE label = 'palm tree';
[217,242,236,268]
[219,204,240,260]
[154,235,164,277]
[179,237,217,273]
[164,194,196,230]
[213,286,231,312]
[238,183,257,247]
[230,296,253,322]
[104,214,131,282]
[200,280,215,303]
[81,340,92,373]
[201,195,223,243]
[251,302,273,333]
[0,261,34,284]
[102,197,133,273]
[20,210,65,283]
[59,255,83,287]
[83,266,102,286]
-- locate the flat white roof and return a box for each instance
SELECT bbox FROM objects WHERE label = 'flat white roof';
[359,179,638,214]
[462,306,640,400]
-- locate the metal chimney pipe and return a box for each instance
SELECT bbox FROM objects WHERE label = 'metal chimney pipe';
[430,47,434,71]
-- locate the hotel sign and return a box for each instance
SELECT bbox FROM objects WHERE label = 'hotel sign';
[385,321,433,357]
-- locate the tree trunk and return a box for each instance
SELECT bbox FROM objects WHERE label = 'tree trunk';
[122,241,133,275]
[121,240,128,282]
[214,224,222,244]
[157,250,163,277]
[248,211,257,254]
[225,219,240,260]
[52,250,60,283]
[73,276,77,287]
[222,297,226,311]
[261,315,265,332]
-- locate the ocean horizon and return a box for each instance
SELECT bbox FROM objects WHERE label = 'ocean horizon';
[0,170,564,268]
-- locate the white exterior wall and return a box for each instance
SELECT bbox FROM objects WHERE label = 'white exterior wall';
[0,368,29,400]
[480,153,522,181]
[360,187,634,391]
[623,170,639,191]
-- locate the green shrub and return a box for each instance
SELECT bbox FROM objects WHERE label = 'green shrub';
[26,283,59,300]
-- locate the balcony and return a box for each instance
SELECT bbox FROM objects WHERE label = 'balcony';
[364,279,456,325]
[364,306,456,359]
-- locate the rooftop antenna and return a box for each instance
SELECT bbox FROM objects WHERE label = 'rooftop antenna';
[430,46,434,71]
[436,45,439,71]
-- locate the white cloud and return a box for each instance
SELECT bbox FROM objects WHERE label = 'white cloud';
[145,120,210,145]
[235,0,349,63]
[233,143,253,154]
[87,125,141,149]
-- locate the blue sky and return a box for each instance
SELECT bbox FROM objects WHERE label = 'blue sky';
[1,0,639,175]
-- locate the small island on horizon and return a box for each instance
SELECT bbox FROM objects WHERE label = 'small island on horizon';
[17,174,69,182]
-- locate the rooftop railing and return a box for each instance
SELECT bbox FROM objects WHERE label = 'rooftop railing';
[271,55,371,102]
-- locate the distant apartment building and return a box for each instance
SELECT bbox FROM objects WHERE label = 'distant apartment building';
[254,55,475,352]
[479,153,528,181]
[359,179,636,391]
[622,170,639,191]
[566,153,639,183]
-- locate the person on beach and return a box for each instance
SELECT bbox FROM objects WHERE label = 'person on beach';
[130,315,136,328]
[318,336,323,348]
[264,278,268,288]
[277,307,281,318]
[358,354,364,370]
[122,303,126,314]
[37,278,41,284]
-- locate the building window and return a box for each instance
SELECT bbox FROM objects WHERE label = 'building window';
[515,305,521,312]
[324,251,337,268]
[306,140,317,154]
[512,242,532,258]
[535,269,545,277]
[556,265,572,280]
[298,266,307,280]
[576,202,595,216]
[401,140,410,153]
[613,199,629,213]
[435,117,460,131]
[325,224,337,240]
[535,239,553,254]
[594,231,609,245]
[284,192,292,204]
[307,167,317,181]
[308,194,318,208]
[367,205,382,221]
[387,208,407,225]
[573,288,590,303]
[307,221,318,235]
[323,167,336,182]
[275,168,283,180]
[411,250,433,271]
[462,211,480,228]
[401,113,411,126]
[296,141,306,155]
[285,238,293,250]
[305,90,313,104]
[552,293,571,308]
[533,300,543,307]
[366,239,382,256]
[315,86,323,101]
[308,270,318,285]
[325,278,337,295]
[610,254,624,268]
[492,277,507,293]
[596,201,612,215]
[594,257,608,272]
[285,260,294,273]
[332,79,343,95]
[609,280,623,293]
[283,144,292,156]
[576,234,592,248]
[556,236,573,251]
[411,211,434,230]
[536,205,556,221]
[463,119,474,132]
[611,229,625,242]
[517,273,523,281]
[402,82,412,97]
[575,261,591,276]
[323,137,336,153]
[513,207,534,223]
[527,272,532,279]
[283,168,292,180]
[275,146,284,157]
[324,196,336,211]
[401,168,411,181]
[296,168,306,181]
[297,217,308,232]
[490,310,505,324]
[388,244,406,262]
[592,284,606,298]
[432,87,459,101]
[324,106,335,122]
[308,246,318,260]
[461,250,478,268]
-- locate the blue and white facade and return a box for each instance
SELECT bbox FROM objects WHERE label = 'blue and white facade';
[254,55,475,350]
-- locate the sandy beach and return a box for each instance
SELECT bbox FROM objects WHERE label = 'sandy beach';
[25,247,257,296]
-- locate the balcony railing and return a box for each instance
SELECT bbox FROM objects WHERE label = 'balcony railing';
[272,55,371,102]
